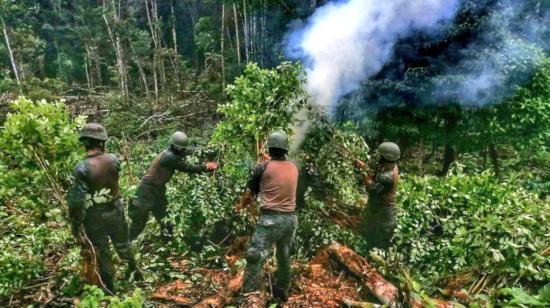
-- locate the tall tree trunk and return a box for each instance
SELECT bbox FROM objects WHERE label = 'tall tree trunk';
[438,113,458,176]
[103,0,129,100]
[84,55,92,93]
[220,3,226,100]
[243,0,249,62]
[439,144,456,176]
[1,17,21,88]
[488,143,500,178]
[418,139,424,176]
[171,2,178,55]
[129,44,149,95]
[145,0,160,98]
[233,3,241,64]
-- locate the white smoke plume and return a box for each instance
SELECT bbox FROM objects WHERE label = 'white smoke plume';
[286,0,461,113]
[433,1,547,106]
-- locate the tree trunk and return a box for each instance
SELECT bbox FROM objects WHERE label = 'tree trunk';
[328,242,398,307]
[488,143,500,178]
[84,55,92,93]
[194,270,244,307]
[220,3,226,100]
[129,43,149,94]
[439,144,456,176]
[103,0,129,100]
[145,0,160,98]
[438,112,458,176]
[233,3,241,64]
[242,0,249,62]
[418,139,424,176]
[1,17,21,88]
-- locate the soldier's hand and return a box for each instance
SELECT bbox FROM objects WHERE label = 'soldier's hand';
[366,175,374,186]
[355,159,366,170]
[206,162,218,170]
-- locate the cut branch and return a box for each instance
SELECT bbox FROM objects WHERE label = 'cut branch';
[327,242,398,307]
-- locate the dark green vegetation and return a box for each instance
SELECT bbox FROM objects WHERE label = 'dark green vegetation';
[1,0,549,307]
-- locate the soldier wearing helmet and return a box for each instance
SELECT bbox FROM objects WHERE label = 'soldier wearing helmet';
[67,123,141,293]
[357,141,401,251]
[240,132,299,304]
[128,131,218,241]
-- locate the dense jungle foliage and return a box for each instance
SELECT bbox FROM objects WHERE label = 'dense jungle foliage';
[0,0,549,307]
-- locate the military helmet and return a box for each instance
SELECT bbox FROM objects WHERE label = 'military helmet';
[267,132,289,151]
[377,142,400,162]
[170,131,189,150]
[79,123,108,141]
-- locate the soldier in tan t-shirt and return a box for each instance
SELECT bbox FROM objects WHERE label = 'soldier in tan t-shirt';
[240,132,299,304]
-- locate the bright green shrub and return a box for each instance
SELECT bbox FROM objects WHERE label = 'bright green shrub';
[389,173,549,291]
[0,97,83,297]
[0,97,83,212]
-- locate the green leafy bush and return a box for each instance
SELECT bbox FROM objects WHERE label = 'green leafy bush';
[0,97,83,212]
[389,172,549,292]
[78,285,144,308]
[0,97,82,297]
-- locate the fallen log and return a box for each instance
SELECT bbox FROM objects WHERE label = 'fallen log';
[327,242,398,307]
[410,297,455,308]
[343,299,382,308]
[194,270,244,308]
[151,280,195,305]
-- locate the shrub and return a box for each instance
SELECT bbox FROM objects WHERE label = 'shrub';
[388,172,549,292]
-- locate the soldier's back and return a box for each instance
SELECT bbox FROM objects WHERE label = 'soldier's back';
[84,153,121,200]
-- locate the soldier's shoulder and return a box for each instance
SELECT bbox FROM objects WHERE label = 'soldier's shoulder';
[159,149,178,165]
[286,160,300,170]
[377,169,395,183]
[73,160,89,177]
[104,153,120,163]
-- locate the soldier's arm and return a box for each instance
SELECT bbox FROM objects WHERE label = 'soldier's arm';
[66,163,89,237]
[366,170,394,194]
[161,151,207,173]
[247,163,266,195]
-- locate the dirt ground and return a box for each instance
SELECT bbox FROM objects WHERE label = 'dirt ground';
[152,249,367,307]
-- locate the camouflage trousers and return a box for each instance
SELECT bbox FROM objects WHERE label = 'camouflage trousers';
[242,212,298,297]
[360,203,396,251]
[128,182,171,241]
[84,201,137,292]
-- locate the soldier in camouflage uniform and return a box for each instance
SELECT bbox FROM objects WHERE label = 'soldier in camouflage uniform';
[357,142,401,251]
[128,131,218,241]
[241,132,299,303]
[67,124,140,294]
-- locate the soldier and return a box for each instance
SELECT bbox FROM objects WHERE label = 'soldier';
[67,123,140,294]
[128,131,218,241]
[241,132,299,303]
[357,141,401,251]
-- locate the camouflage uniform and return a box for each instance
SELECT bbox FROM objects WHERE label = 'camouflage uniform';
[242,157,299,300]
[128,147,207,240]
[360,164,400,250]
[67,152,137,293]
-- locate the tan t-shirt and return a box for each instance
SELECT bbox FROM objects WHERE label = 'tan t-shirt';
[259,160,299,212]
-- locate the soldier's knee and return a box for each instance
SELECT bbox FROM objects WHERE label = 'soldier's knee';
[246,247,262,264]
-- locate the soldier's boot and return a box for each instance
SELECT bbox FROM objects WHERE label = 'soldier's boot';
[97,248,116,294]
[126,261,144,281]
[113,240,143,281]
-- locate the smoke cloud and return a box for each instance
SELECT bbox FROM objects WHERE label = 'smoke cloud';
[285,0,461,113]
[432,0,547,106]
